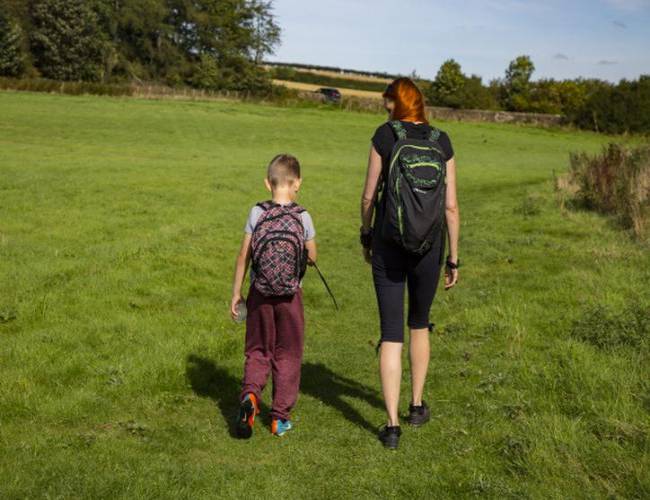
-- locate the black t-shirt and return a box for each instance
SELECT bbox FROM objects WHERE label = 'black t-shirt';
[371,121,454,175]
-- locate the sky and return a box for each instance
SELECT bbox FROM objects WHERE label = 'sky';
[267,0,650,82]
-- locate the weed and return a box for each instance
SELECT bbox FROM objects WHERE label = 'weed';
[570,303,650,351]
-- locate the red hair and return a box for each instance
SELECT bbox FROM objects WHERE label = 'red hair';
[382,77,428,124]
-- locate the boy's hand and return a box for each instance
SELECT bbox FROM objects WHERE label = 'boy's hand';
[230,294,244,320]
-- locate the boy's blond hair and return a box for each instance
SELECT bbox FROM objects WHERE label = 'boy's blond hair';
[267,154,301,188]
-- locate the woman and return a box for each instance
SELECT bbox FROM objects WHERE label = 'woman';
[360,78,459,449]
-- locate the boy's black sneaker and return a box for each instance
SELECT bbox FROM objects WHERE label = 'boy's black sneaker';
[236,393,259,439]
[406,401,430,426]
[378,425,402,449]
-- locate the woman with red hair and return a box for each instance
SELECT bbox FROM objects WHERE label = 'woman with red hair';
[360,78,460,449]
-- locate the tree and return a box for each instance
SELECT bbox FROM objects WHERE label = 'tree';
[428,59,466,108]
[29,0,106,81]
[190,53,221,89]
[167,0,276,91]
[555,79,587,119]
[426,60,499,110]
[527,79,563,114]
[100,0,189,84]
[503,55,535,111]
[457,75,499,110]
[250,0,280,64]
[571,76,650,134]
[4,0,281,91]
[0,10,25,76]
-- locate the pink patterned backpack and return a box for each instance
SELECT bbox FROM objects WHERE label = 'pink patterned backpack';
[251,201,307,297]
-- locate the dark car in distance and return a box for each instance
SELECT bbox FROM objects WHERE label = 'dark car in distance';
[317,87,341,103]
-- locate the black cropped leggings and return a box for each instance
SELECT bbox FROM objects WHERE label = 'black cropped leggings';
[371,232,444,343]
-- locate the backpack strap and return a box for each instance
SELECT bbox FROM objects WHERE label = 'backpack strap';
[289,205,306,233]
[256,200,275,211]
[256,201,305,214]
[256,201,305,231]
[288,203,306,215]
[388,120,407,141]
[428,126,441,142]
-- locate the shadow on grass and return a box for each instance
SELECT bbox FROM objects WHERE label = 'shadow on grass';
[300,362,384,435]
[185,356,384,437]
[185,354,269,438]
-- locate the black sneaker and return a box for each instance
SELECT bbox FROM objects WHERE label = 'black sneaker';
[406,401,430,426]
[236,393,259,439]
[378,425,402,449]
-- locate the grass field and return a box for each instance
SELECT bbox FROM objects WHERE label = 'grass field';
[1,91,649,499]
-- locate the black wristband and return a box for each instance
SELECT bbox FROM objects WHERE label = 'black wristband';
[360,227,373,249]
[445,257,460,270]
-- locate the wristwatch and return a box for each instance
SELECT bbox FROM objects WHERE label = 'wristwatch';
[360,226,373,249]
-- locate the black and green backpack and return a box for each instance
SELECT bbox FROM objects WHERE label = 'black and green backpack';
[378,120,447,255]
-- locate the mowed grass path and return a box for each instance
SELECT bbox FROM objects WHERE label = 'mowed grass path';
[1,92,648,499]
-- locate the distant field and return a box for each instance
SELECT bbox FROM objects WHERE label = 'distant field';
[273,66,393,84]
[272,79,383,99]
[0,91,648,498]
[268,65,390,94]
[263,63,399,82]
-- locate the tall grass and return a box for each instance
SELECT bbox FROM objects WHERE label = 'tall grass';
[569,143,650,239]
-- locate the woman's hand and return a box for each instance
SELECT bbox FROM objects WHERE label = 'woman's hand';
[444,158,460,291]
[363,247,372,264]
[230,294,244,320]
[444,266,458,290]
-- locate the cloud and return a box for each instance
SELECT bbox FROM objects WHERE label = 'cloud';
[554,53,569,60]
[612,20,628,28]
[483,0,551,13]
[604,0,650,11]
[598,59,619,65]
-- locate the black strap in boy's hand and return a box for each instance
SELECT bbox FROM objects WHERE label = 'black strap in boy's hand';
[311,262,339,311]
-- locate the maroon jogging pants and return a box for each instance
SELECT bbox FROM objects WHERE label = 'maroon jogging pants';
[240,285,304,420]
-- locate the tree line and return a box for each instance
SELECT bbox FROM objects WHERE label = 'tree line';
[427,56,650,134]
[0,0,280,92]
[1,3,648,134]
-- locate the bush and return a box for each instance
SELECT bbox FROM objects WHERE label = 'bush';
[0,76,134,96]
[569,143,650,238]
[0,76,299,104]
[189,54,222,90]
[571,76,650,134]
[272,66,296,80]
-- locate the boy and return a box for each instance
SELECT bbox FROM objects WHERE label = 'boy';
[230,154,317,438]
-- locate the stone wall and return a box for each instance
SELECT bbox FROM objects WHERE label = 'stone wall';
[300,91,565,128]
[425,106,564,127]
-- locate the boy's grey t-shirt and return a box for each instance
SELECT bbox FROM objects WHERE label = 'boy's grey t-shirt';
[244,205,316,240]
[244,204,316,283]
